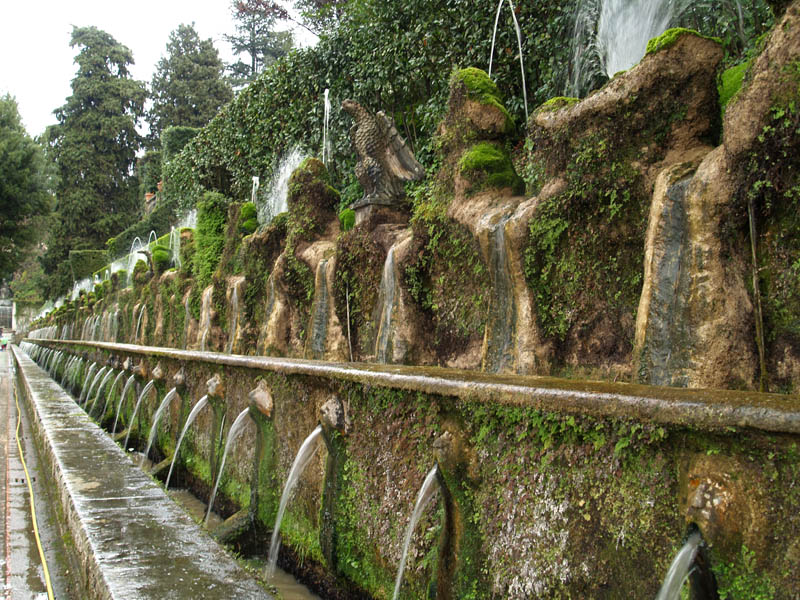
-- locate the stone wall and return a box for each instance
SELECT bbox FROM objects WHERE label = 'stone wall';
[25,339,800,599]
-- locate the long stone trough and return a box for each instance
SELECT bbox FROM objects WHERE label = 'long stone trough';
[18,339,800,599]
[11,345,272,599]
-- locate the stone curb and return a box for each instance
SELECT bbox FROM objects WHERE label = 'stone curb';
[11,346,272,600]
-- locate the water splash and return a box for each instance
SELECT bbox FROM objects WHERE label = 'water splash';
[655,529,702,600]
[266,425,323,578]
[141,388,179,468]
[488,0,528,121]
[165,395,209,489]
[257,148,305,227]
[124,380,155,450]
[393,466,441,600]
[204,408,252,524]
[567,0,690,96]
[113,375,137,434]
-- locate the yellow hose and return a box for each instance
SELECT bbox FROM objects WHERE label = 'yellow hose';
[12,377,55,600]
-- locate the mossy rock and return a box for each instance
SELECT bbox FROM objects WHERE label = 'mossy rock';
[645,28,721,56]
[287,158,340,213]
[449,67,513,135]
[459,142,524,193]
[537,96,580,113]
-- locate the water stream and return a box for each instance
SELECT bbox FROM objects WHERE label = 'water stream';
[165,395,210,489]
[96,370,125,420]
[322,88,331,166]
[266,425,323,579]
[483,216,515,373]
[655,529,702,600]
[375,247,397,363]
[226,279,244,354]
[124,380,155,450]
[488,0,528,120]
[113,375,137,433]
[205,408,252,525]
[84,366,108,407]
[80,364,102,405]
[141,388,178,468]
[87,368,115,415]
[392,466,440,600]
[307,260,330,359]
[199,287,214,352]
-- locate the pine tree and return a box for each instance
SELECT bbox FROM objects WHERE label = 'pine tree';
[148,23,233,144]
[40,26,146,298]
[225,0,294,86]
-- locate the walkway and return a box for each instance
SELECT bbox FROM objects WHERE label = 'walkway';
[1,348,71,599]
[11,347,272,599]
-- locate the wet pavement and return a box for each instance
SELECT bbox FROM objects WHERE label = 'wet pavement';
[0,348,72,599]
[11,347,272,599]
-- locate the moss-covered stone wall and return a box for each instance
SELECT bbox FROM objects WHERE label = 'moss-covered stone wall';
[27,340,800,599]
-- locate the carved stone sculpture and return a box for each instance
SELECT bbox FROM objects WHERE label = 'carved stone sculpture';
[341,99,425,211]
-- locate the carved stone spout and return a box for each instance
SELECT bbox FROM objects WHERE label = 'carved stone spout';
[248,380,273,419]
[207,373,224,398]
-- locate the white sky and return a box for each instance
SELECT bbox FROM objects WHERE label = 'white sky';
[1,1,313,138]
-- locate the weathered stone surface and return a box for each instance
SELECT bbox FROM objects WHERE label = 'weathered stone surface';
[531,32,723,190]
[683,148,757,389]
[635,161,704,386]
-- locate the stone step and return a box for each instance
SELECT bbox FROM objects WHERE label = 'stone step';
[11,346,272,600]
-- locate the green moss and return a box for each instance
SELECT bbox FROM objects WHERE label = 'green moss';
[538,96,580,113]
[240,201,257,222]
[240,218,258,235]
[459,142,524,193]
[719,60,751,116]
[338,208,355,232]
[152,245,171,273]
[645,28,721,56]
[450,67,513,131]
[193,191,229,289]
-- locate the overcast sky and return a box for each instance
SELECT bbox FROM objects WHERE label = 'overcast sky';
[1,1,313,138]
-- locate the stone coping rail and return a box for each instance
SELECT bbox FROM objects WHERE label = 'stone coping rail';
[30,339,800,435]
[11,345,272,600]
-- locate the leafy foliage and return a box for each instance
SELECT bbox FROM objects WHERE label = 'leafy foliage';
[40,26,146,298]
[148,23,233,145]
[193,192,230,289]
[0,94,50,281]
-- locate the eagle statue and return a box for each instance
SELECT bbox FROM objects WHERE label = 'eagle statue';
[341,99,425,210]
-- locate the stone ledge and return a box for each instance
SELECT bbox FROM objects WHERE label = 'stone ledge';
[32,339,800,435]
[11,346,272,600]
